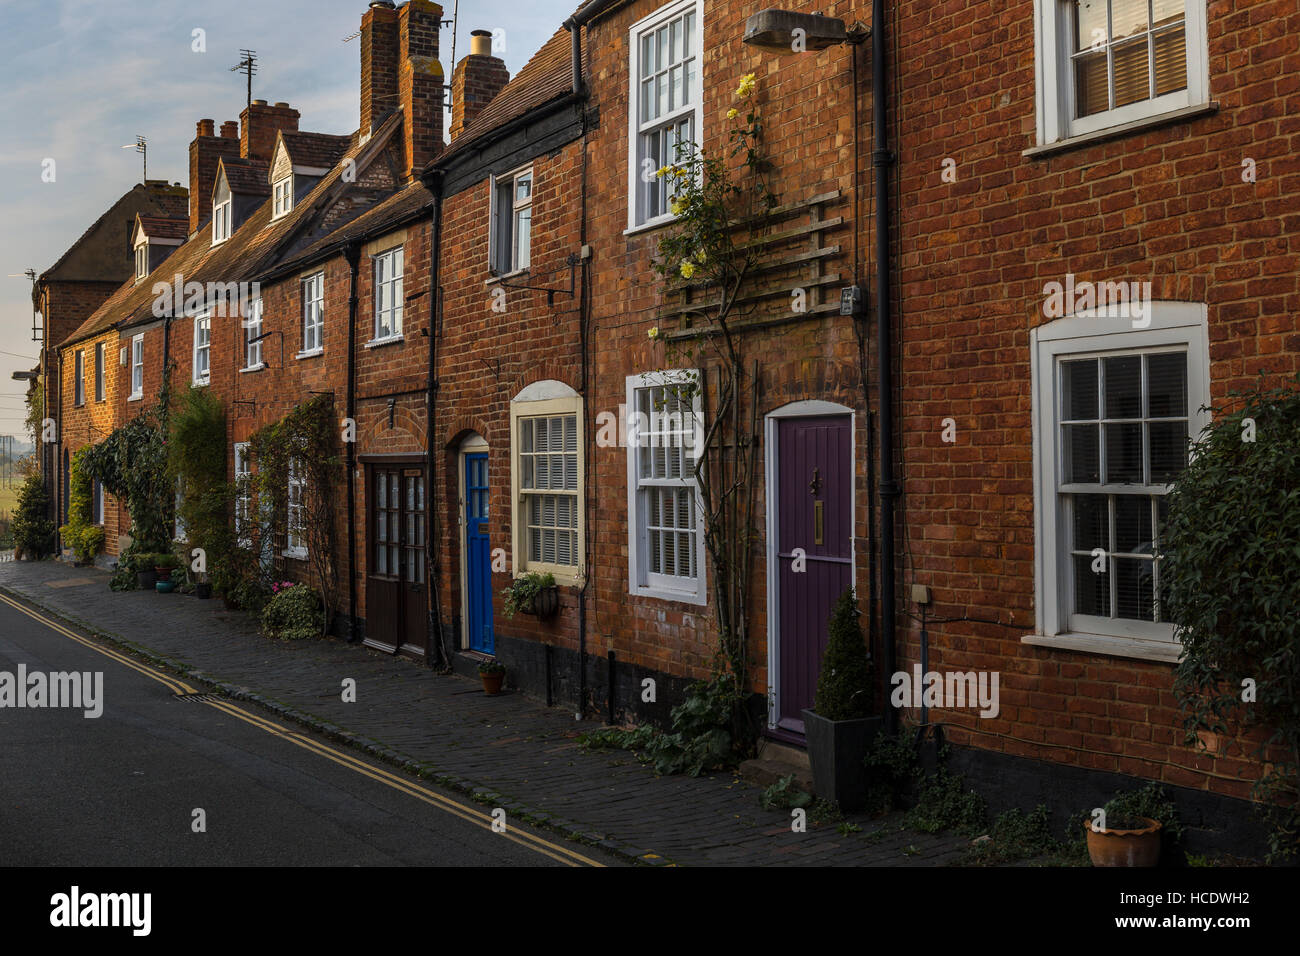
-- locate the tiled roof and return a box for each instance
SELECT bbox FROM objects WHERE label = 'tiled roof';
[278,130,354,171]
[279,181,434,274]
[435,22,582,165]
[38,181,189,285]
[61,115,406,349]
[136,216,189,241]
[219,157,272,197]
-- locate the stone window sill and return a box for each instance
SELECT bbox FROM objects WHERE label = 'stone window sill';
[1021,632,1180,664]
[1023,102,1219,159]
[364,334,405,350]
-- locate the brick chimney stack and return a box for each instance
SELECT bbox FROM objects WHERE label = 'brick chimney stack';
[241,99,300,161]
[360,1,400,135]
[189,119,242,234]
[450,30,509,142]
[398,0,444,180]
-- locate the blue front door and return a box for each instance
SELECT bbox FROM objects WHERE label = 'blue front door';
[465,453,494,655]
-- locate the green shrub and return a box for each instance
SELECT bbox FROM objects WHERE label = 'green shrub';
[58,449,103,563]
[261,583,323,641]
[760,773,813,811]
[904,767,986,835]
[12,474,54,559]
[576,672,744,776]
[966,805,1077,865]
[863,727,923,813]
[813,588,873,720]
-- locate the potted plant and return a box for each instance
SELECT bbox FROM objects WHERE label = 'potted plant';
[478,659,506,695]
[802,588,878,811]
[1084,782,1182,867]
[152,552,179,579]
[1085,813,1163,867]
[133,554,158,590]
[195,575,213,600]
[502,571,559,620]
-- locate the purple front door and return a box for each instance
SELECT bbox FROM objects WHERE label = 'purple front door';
[775,416,853,735]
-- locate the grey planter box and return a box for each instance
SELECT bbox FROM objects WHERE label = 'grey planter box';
[802,709,882,811]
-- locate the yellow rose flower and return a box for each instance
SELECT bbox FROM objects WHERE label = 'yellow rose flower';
[655,165,670,178]
[736,73,756,98]
[727,107,739,120]
[680,261,696,279]
[648,326,660,340]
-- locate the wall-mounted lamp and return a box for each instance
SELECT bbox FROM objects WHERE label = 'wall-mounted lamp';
[741,9,868,53]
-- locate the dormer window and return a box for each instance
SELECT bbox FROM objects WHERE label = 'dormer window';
[212,176,232,245]
[134,243,148,280]
[273,177,293,218]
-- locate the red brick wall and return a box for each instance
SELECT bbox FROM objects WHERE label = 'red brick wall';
[581,0,866,693]
[889,0,1300,800]
[59,330,126,557]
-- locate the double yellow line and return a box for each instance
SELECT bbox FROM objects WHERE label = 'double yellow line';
[0,590,604,867]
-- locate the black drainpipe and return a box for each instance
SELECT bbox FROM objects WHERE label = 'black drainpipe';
[564,15,590,718]
[872,0,899,735]
[344,241,361,642]
[424,173,446,669]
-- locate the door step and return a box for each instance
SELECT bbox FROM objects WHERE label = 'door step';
[740,739,813,792]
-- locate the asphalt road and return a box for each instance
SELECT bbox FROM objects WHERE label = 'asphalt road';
[0,593,613,867]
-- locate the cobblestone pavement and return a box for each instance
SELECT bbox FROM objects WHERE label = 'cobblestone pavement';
[0,559,969,866]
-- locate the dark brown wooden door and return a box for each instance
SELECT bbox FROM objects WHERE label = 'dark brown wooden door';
[365,464,427,656]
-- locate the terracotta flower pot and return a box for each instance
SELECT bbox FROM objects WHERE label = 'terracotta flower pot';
[480,670,505,695]
[1086,817,1163,867]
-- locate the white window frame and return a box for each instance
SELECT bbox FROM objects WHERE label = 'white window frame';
[192,311,211,385]
[273,176,294,218]
[212,197,232,244]
[234,442,252,548]
[74,349,85,406]
[300,272,324,356]
[489,166,532,275]
[129,334,144,400]
[92,479,104,526]
[1034,0,1209,147]
[626,0,703,232]
[243,297,264,371]
[625,369,706,604]
[509,383,584,586]
[285,458,308,559]
[135,243,148,280]
[372,246,404,341]
[94,343,105,402]
[1029,301,1209,661]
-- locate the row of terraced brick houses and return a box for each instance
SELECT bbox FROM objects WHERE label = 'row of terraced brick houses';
[33,0,1299,854]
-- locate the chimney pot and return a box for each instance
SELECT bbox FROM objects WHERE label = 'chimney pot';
[470,29,492,56]
[252,98,267,106]
[274,101,290,108]
[220,120,239,139]
[197,119,215,137]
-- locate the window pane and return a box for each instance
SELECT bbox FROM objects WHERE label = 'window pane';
[1073,494,1107,552]
[515,207,531,268]
[1153,25,1187,95]
[1074,553,1109,616]
[1104,422,1144,483]
[1103,355,1141,419]
[1145,352,1187,416]
[1112,37,1151,107]
[1148,421,1187,482]
[1115,557,1155,620]
[1073,0,1107,53]
[1075,50,1109,116]
[1111,0,1149,40]
[1064,423,1100,483]
[1114,495,1153,554]
[1063,361,1098,419]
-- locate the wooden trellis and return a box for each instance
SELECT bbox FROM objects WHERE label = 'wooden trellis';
[659,189,848,341]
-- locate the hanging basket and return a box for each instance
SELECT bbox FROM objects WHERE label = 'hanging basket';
[532,585,560,621]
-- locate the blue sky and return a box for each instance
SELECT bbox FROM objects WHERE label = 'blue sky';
[0,0,573,437]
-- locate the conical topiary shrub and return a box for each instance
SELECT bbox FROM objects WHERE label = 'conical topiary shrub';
[813,587,873,721]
